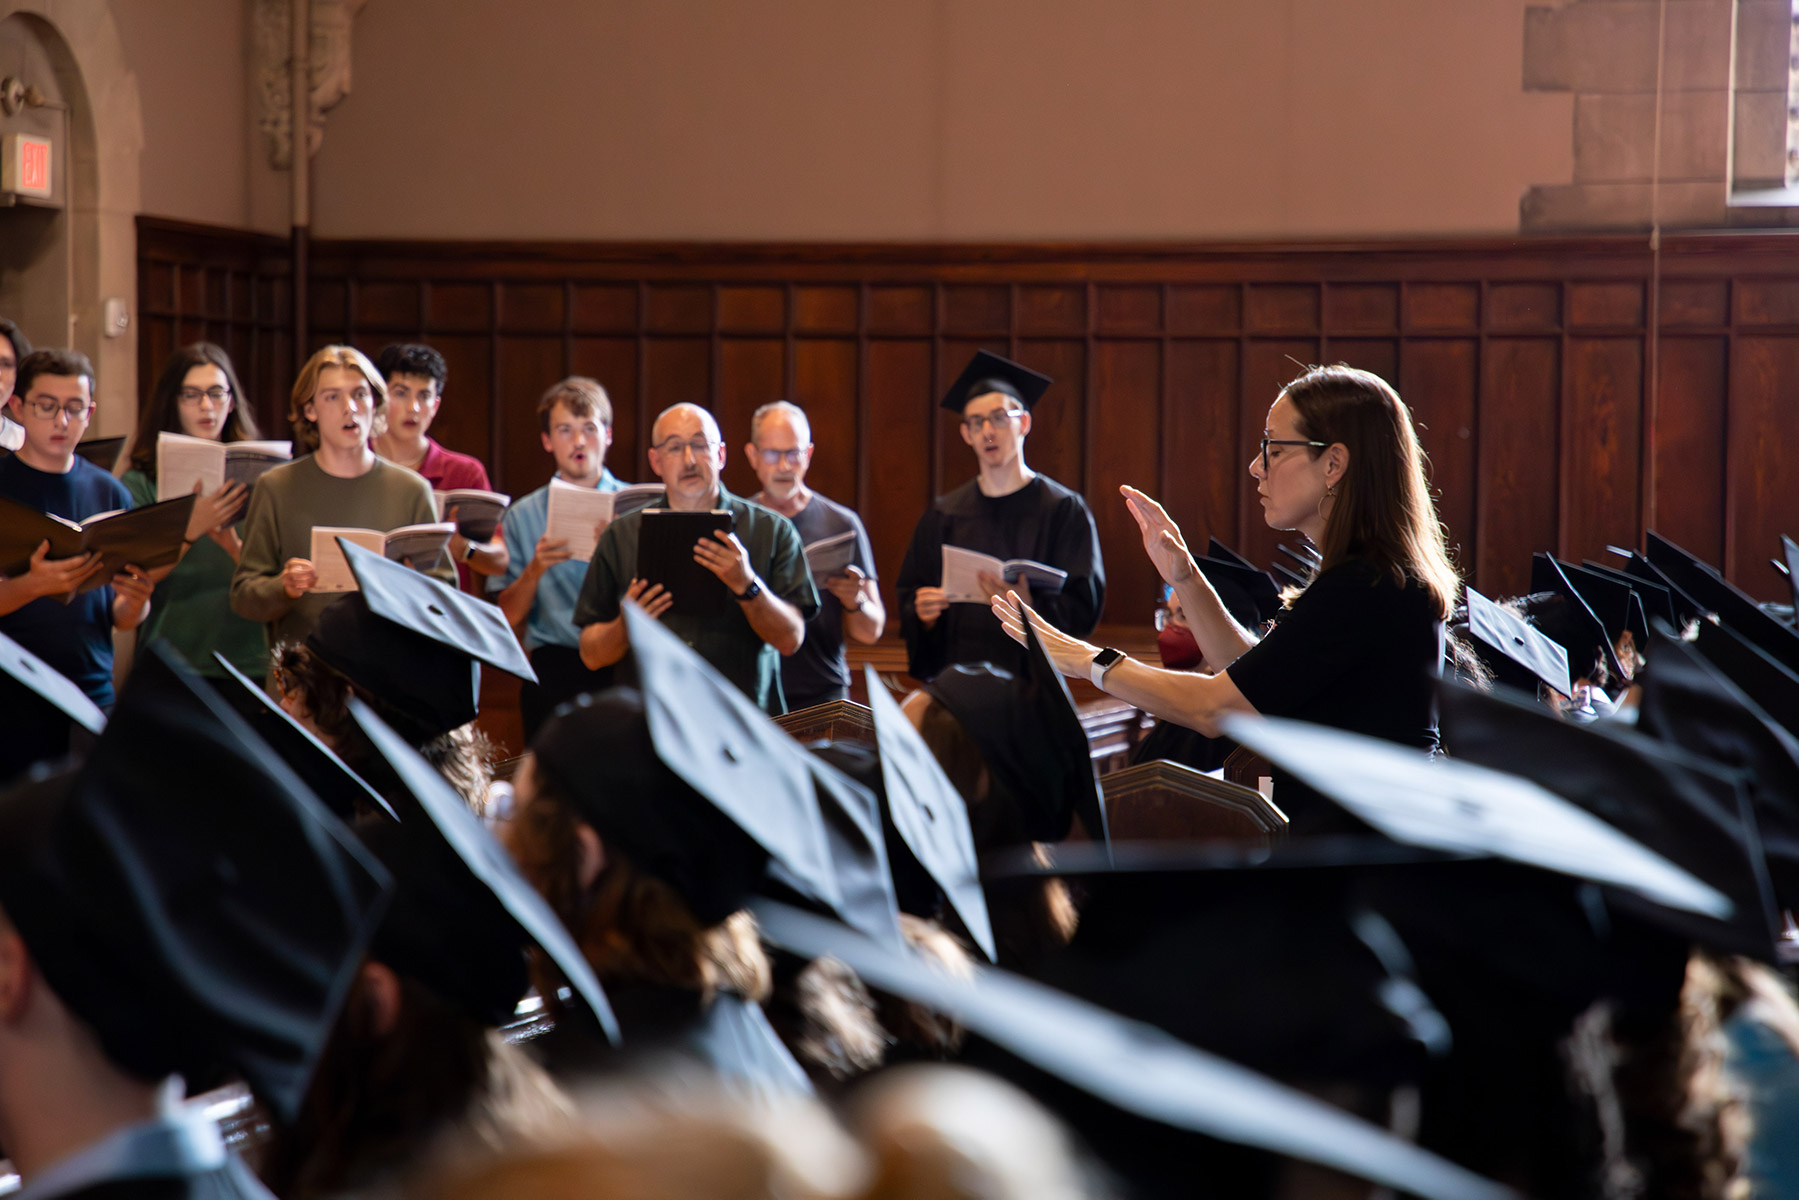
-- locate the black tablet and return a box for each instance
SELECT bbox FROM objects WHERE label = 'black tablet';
[635,509,734,617]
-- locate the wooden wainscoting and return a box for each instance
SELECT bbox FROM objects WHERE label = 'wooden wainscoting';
[138,220,1799,613]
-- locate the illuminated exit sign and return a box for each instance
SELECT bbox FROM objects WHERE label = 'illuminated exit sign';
[2,134,53,201]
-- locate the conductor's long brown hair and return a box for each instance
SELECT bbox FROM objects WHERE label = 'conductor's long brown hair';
[1282,364,1461,619]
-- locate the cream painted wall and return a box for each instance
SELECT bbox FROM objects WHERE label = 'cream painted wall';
[307,0,1574,242]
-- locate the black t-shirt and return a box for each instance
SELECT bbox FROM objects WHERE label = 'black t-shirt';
[758,490,875,709]
[1227,556,1445,830]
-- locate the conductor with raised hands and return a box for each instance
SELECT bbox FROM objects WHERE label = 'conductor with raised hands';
[573,402,816,713]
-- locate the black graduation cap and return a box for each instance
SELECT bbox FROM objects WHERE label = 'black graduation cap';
[1530,554,1626,684]
[1645,532,1799,675]
[306,538,538,742]
[1270,559,1307,589]
[1207,537,1255,570]
[1216,712,1733,923]
[346,697,618,1041]
[1463,586,1573,699]
[1614,546,1707,626]
[0,629,104,782]
[534,603,901,948]
[939,350,1053,414]
[208,652,397,821]
[922,613,1107,844]
[0,641,392,1124]
[1691,618,1799,739]
[1783,535,1799,614]
[750,899,1513,1200]
[1436,679,1780,960]
[1577,559,1655,646]
[1555,559,1637,648]
[1637,625,1799,918]
[1276,541,1320,575]
[1191,555,1282,627]
[862,664,994,959]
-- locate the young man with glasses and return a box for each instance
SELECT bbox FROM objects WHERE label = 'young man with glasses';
[573,401,817,713]
[744,399,883,710]
[895,350,1104,681]
[0,349,154,715]
[490,376,630,735]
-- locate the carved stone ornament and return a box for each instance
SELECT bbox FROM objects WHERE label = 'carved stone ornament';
[255,0,368,169]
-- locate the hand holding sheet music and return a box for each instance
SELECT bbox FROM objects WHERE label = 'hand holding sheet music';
[307,524,454,593]
[543,479,662,562]
[156,432,291,502]
[802,529,858,582]
[940,545,1068,604]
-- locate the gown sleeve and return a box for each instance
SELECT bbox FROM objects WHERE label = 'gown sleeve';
[1029,490,1105,638]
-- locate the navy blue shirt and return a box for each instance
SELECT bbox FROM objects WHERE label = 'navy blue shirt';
[0,454,132,708]
[754,489,875,709]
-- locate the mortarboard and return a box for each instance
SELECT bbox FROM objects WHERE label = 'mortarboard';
[1555,558,1636,648]
[1637,624,1799,917]
[208,652,397,821]
[1588,555,1679,629]
[306,538,538,742]
[1217,713,1732,922]
[1191,555,1282,627]
[1784,535,1799,614]
[922,613,1107,844]
[345,698,619,1040]
[0,628,104,783]
[1463,586,1573,700]
[534,603,905,944]
[1207,537,1256,570]
[0,641,392,1124]
[939,350,1053,414]
[1690,618,1799,739]
[836,665,995,959]
[1530,553,1626,684]
[1276,542,1320,576]
[751,898,1513,1200]
[1645,532,1799,675]
[1436,679,1780,959]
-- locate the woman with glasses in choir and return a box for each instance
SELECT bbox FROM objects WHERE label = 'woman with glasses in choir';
[231,345,452,663]
[120,343,267,679]
[993,364,1459,834]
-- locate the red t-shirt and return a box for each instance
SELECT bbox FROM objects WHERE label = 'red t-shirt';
[407,437,493,591]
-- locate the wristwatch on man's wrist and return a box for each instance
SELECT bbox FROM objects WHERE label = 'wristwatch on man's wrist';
[734,576,764,602]
[461,539,477,563]
[1089,647,1126,687]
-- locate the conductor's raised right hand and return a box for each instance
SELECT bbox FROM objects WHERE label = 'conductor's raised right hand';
[623,577,673,620]
[1121,485,1196,586]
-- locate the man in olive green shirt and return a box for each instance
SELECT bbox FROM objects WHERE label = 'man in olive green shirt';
[231,349,452,656]
[574,403,816,713]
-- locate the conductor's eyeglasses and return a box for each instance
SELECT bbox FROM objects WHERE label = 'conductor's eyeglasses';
[656,436,718,459]
[1259,437,1329,473]
[964,410,1024,434]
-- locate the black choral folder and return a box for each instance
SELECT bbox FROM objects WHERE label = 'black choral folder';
[635,509,734,618]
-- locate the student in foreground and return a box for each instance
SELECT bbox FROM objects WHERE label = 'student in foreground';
[231,345,452,660]
[491,376,629,736]
[573,402,816,714]
[895,351,1104,682]
[120,342,268,680]
[744,400,883,710]
[370,342,508,585]
[0,349,154,717]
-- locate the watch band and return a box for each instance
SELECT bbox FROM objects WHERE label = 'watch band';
[461,539,477,562]
[1089,647,1126,687]
[734,577,764,602]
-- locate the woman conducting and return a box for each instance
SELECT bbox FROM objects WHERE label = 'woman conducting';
[993,364,1458,832]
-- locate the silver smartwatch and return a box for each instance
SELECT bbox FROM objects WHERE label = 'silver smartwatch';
[1089,647,1126,687]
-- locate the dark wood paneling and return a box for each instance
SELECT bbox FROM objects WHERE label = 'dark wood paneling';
[138,220,1799,620]
[1091,340,1162,617]
[1561,337,1642,564]
[716,338,786,497]
[1478,338,1560,598]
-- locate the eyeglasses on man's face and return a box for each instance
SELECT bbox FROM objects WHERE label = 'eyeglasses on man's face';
[655,437,719,459]
[22,395,94,421]
[178,386,232,407]
[755,446,806,467]
[553,422,602,441]
[1258,436,1329,474]
[964,410,1024,434]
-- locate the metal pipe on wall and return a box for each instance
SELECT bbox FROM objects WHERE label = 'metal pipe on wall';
[291,0,309,373]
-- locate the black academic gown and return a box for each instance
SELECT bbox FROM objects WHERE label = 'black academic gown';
[895,476,1104,681]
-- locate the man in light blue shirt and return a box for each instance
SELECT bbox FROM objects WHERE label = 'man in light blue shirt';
[491,376,627,735]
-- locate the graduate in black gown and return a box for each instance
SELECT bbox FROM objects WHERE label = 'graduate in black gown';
[896,352,1104,682]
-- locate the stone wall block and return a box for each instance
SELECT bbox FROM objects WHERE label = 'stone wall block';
[1734,89,1790,184]
[1735,0,1792,91]
[1522,180,1728,230]
[1525,2,1662,92]
[1661,0,1737,90]
[1575,93,1657,180]
[1661,89,1732,179]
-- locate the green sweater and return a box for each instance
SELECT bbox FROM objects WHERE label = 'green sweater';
[230,455,452,655]
[121,468,268,679]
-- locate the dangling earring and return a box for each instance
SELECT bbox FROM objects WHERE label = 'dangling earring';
[1316,483,1337,520]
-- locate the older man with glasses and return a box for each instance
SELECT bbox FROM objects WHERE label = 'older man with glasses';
[0,349,154,723]
[896,350,1105,682]
[574,401,817,713]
